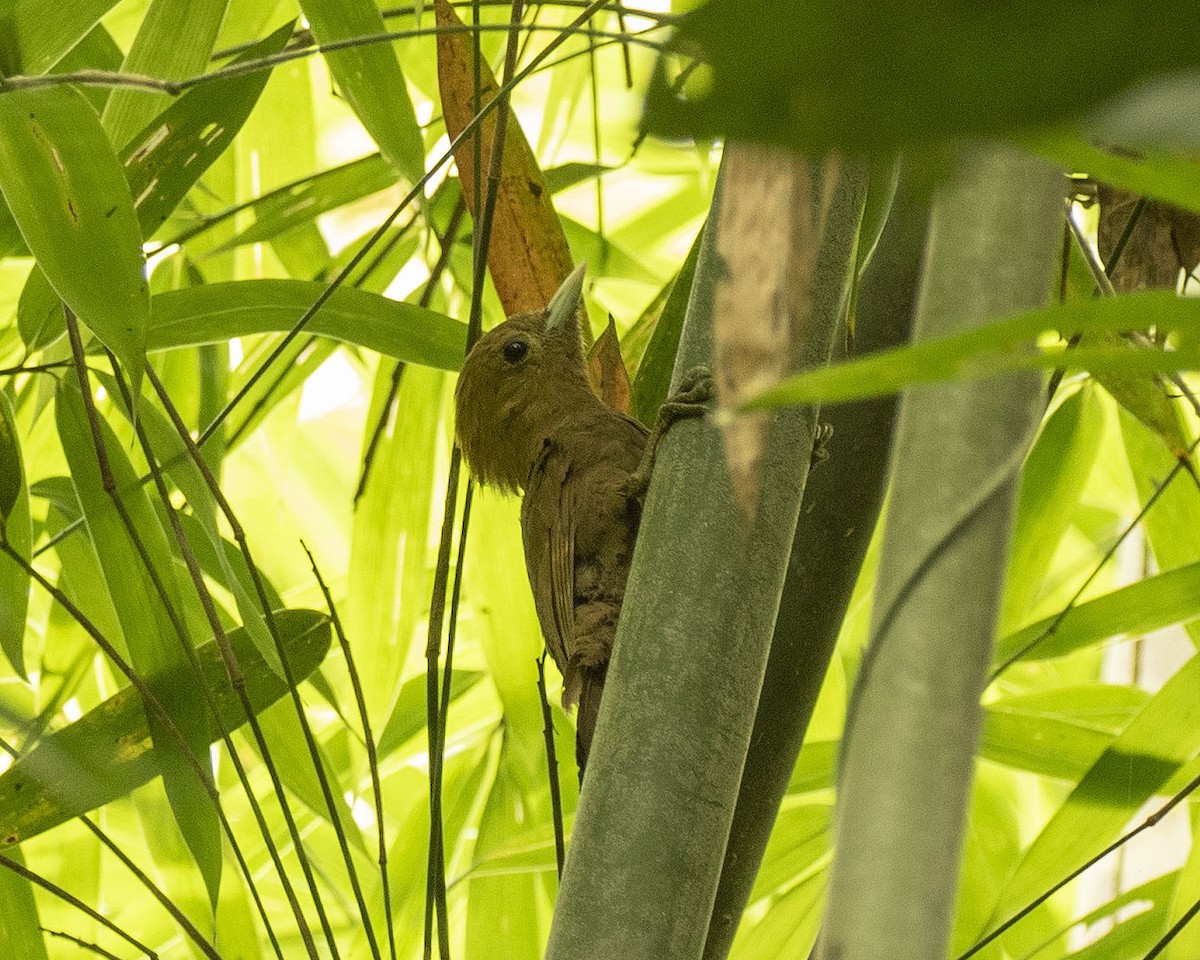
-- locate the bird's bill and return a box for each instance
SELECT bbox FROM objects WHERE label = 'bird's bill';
[544,261,587,332]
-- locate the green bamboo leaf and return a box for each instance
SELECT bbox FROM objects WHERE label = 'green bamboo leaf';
[996,558,1200,665]
[122,21,294,239]
[298,0,425,184]
[643,0,1200,151]
[0,848,49,960]
[0,392,31,680]
[0,609,330,846]
[980,685,1149,781]
[745,292,1200,410]
[0,85,148,394]
[376,670,484,758]
[5,0,120,74]
[15,267,64,351]
[100,0,229,150]
[630,223,704,425]
[55,379,219,903]
[988,653,1200,958]
[1001,385,1104,631]
[466,748,543,960]
[1025,132,1200,216]
[93,369,282,674]
[146,279,468,370]
[210,152,397,253]
[1086,330,1194,468]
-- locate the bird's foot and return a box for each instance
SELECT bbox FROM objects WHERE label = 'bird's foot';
[810,421,834,467]
[623,366,714,500]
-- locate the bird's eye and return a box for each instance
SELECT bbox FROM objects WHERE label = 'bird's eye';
[502,338,529,364]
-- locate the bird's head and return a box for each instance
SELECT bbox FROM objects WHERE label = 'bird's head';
[455,263,598,492]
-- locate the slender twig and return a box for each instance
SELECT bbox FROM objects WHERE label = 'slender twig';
[142,365,355,959]
[989,439,1198,677]
[41,928,126,960]
[0,533,284,958]
[1143,890,1200,959]
[94,352,316,960]
[0,858,157,959]
[0,23,666,96]
[356,197,468,502]
[304,542,398,960]
[536,654,566,877]
[957,766,1200,960]
[0,736,224,960]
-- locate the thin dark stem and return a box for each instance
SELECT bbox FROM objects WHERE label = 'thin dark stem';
[303,542,398,960]
[956,766,1200,960]
[0,23,665,96]
[0,859,158,958]
[0,534,283,959]
[141,365,348,959]
[536,654,566,877]
[100,356,316,960]
[424,448,463,960]
[355,197,468,503]
[41,928,126,960]
[0,736,224,960]
[1143,891,1200,960]
[989,444,1193,678]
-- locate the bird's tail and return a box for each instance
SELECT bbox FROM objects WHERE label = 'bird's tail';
[574,666,606,781]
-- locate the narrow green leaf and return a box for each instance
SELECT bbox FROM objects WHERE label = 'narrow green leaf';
[746,292,1200,410]
[631,222,704,426]
[15,267,64,351]
[1001,385,1104,631]
[55,379,219,903]
[466,749,543,960]
[997,558,1200,664]
[210,152,397,252]
[0,392,21,522]
[6,0,119,74]
[0,848,49,960]
[298,0,425,184]
[376,670,483,759]
[0,392,31,679]
[989,653,1200,957]
[0,609,330,845]
[147,279,468,371]
[123,21,294,240]
[980,685,1149,780]
[350,364,443,720]
[1025,132,1200,216]
[0,85,148,394]
[100,0,229,150]
[1086,331,1193,467]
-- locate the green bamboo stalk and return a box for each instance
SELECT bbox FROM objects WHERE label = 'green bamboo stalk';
[544,150,866,960]
[703,160,933,960]
[818,143,1064,960]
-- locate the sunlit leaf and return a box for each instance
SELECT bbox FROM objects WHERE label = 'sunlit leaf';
[0,85,149,393]
[147,279,468,370]
[123,20,294,239]
[56,379,219,902]
[0,609,330,844]
[745,292,1200,410]
[299,0,424,184]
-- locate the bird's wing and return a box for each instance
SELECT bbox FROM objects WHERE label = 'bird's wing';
[521,443,577,692]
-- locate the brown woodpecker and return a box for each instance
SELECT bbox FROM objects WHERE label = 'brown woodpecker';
[455,264,648,777]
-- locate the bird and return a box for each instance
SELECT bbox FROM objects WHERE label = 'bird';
[454,263,649,777]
